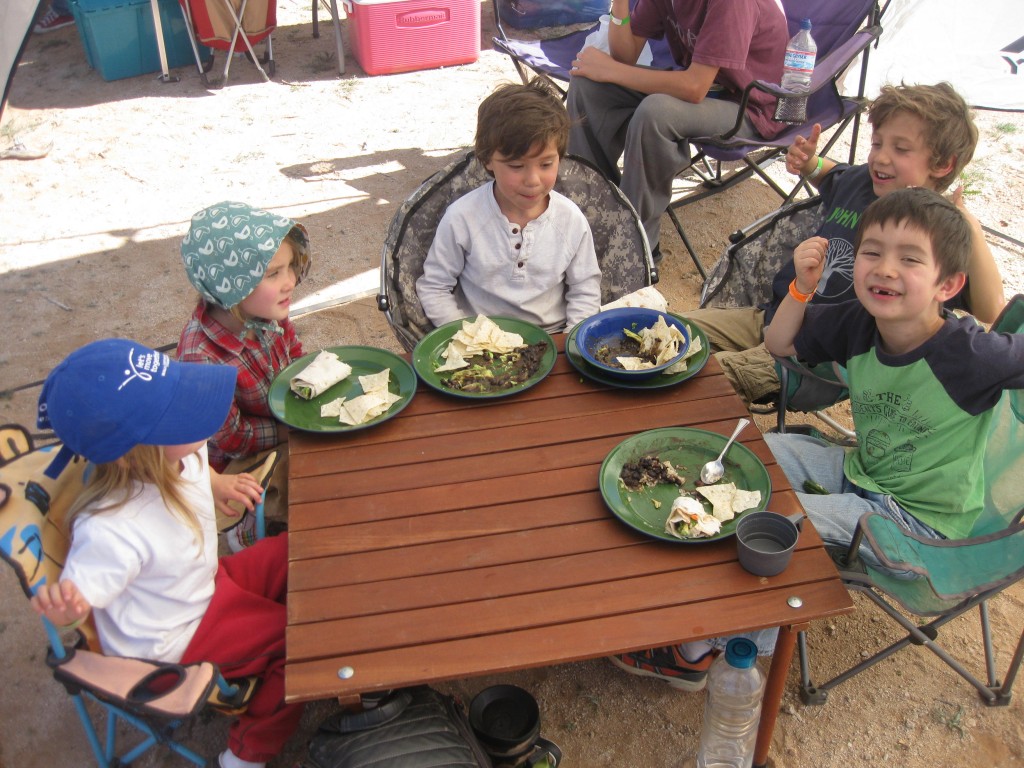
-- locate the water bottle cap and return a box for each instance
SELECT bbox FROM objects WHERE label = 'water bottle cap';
[800,18,812,29]
[724,638,758,668]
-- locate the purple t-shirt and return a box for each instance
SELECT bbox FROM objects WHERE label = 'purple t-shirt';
[631,0,788,139]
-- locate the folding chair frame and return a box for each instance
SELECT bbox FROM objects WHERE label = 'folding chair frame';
[43,616,256,768]
[798,516,1024,709]
[667,1,884,271]
[179,0,275,88]
[795,296,1024,710]
[311,0,346,75]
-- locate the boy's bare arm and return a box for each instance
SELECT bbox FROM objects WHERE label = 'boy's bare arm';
[951,187,1005,323]
[764,237,827,357]
[784,124,838,190]
[606,0,648,64]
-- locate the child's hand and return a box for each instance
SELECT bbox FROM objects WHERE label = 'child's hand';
[793,236,827,294]
[785,123,822,176]
[30,579,91,628]
[210,470,264,518]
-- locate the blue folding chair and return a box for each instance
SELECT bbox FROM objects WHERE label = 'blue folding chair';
[0,425,266,767]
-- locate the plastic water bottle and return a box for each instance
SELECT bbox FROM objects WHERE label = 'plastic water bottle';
[696,638,766,768]
[775,18,817,123]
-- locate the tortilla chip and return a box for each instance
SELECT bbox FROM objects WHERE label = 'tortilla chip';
[696,482,762,522]
[617,356,655,370]
[663,327,703,375]
[453,315,524,354]
[320,397,347,418]
[358,368,391,395]
[435,344,469,372]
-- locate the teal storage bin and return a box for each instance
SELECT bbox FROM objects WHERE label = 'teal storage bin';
[70,0,210,81]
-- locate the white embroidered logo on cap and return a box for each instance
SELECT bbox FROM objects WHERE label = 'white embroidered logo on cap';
[119,348,168,390]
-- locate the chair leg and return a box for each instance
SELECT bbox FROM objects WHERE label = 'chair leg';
[800,587,1017,708]
[665,207,706,279]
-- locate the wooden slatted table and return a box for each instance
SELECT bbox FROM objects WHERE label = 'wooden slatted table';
[285,335,854,767]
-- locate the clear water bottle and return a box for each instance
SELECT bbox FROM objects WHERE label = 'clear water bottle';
[775,18,817,123]
[696,638,766,768]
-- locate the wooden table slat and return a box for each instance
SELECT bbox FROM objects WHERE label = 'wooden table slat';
[284,578,852,703]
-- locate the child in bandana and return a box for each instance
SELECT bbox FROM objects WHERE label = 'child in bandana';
[178,201,311,548]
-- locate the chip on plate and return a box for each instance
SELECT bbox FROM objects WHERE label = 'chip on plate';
[696,482,762,522]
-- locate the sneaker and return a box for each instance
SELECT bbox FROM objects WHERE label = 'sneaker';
[225,513,258,553]
[609,646,714,691]
[34,9,75,33]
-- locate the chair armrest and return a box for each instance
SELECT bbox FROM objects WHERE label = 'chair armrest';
[713,25,882,141]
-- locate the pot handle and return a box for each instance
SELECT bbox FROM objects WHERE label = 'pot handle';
[526,737,562,767]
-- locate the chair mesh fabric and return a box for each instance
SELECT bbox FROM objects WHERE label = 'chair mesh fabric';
[380,151,653,351]
[700,197,823,310]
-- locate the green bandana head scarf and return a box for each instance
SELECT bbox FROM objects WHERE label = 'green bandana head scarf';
[181,201,310,311]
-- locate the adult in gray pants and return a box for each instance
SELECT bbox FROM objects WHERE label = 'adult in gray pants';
[567,0,788,257]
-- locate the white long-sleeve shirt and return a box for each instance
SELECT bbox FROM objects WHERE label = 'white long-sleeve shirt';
[416,183,602,333]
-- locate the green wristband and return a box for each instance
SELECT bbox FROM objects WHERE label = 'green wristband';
[609,12,630,25]
[806,156,825,181]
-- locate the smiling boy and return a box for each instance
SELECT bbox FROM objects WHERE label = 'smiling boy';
[764,188,1024,557]
[680,82,1005,409]
[416,78,602,333]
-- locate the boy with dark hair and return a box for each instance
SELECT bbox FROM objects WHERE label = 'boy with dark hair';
[764,187,1024,553]
[613,188,1022,692]
[681,82,1005,408]
[417,78,602,333]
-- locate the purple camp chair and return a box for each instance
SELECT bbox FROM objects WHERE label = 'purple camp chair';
[664,0,883,271]
[491,0,678,99]
[492,0,883,276]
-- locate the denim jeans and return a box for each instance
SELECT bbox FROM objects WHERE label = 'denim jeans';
[764,432,944,564]
[705,433,946,657]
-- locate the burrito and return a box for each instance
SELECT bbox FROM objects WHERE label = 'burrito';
[290,350,353,400]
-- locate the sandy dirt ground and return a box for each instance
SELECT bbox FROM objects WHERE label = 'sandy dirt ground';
[1,2,1023,766]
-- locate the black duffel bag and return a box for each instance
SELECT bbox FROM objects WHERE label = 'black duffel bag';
[306,687,493,768]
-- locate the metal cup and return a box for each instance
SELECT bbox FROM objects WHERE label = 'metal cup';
[736,511,804,576]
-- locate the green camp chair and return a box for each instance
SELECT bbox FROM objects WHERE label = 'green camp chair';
[797,294,1024,707]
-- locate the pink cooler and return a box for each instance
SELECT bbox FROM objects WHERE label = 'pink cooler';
[343,0,480,75]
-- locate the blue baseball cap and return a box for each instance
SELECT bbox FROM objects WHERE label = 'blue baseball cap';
[38,339,237,476]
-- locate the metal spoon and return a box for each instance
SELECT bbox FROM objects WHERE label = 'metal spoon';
[700,418,751,485]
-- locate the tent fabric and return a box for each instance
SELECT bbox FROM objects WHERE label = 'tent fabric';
[861,0,1024,111]
[2,0,41,120]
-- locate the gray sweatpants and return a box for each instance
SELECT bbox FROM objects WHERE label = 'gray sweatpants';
[567,76,758,248]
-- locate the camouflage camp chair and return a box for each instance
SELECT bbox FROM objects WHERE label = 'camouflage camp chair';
[377,150,657,352]
[0,425,273,767]
[797,295,1024,708]
[699,196,853,438]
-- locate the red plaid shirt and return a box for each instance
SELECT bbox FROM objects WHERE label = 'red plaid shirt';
[177,301,303,471]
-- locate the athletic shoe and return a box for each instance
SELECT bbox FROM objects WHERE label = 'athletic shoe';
[34,9,75,33]
[609,646,715,691]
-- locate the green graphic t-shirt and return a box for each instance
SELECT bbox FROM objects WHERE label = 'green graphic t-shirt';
[795,303,1024,538]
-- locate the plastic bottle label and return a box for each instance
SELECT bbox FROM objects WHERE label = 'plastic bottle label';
[784,49,815,74]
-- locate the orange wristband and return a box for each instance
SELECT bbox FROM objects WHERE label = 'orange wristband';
[788,279,814,303]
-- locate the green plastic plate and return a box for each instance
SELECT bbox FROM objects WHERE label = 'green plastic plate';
[412,317,557,399]
[599,427,771,543]
[268,346,416,433]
